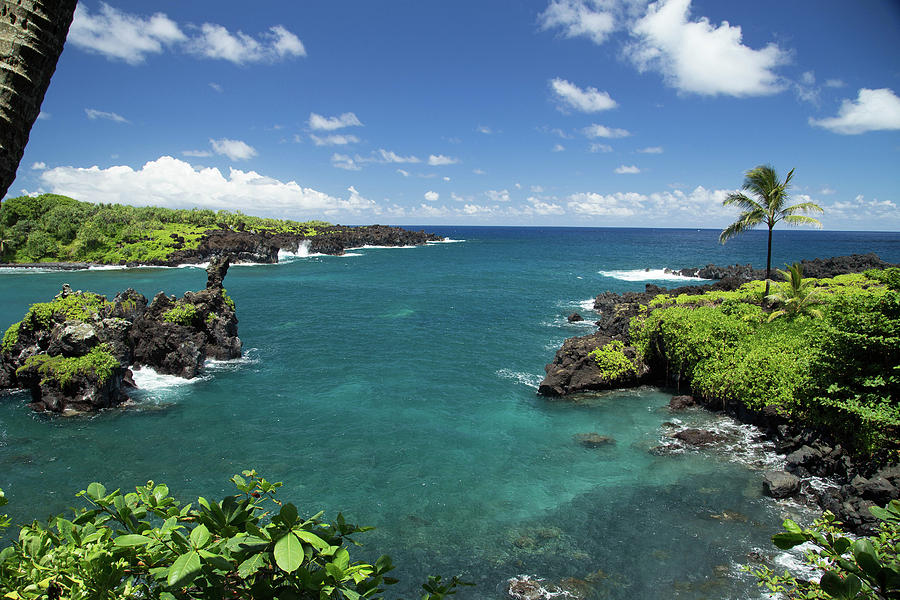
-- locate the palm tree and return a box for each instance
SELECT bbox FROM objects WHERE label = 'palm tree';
[719,165,824,297]
[765,262,824,321]
[0,1,78,200]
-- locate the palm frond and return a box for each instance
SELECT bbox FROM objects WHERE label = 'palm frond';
[781,201,824,215]
[719,212,763,243]
[722,192,764,213]
[783,215,823,228]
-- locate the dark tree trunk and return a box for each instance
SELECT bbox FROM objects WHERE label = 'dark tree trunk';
[0,0,77,200]
[764,222,773,298]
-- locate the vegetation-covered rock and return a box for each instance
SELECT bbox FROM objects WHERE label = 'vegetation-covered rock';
[0,256,241,413]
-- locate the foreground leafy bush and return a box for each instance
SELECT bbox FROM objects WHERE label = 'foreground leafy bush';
[752,500,900,599]
[0,472,468,600]
[588,340,637,379]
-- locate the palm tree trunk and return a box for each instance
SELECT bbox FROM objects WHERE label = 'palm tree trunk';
[0,0,78,200]
[764,223,773,298]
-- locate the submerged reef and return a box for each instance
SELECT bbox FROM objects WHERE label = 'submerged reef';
[0,255,240,414]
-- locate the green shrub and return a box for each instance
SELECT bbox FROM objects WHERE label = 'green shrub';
[0,472,468,600]
[17,344,120,388]
[1,322,20,352]
[588,340,637,380]
[865,267,900,291]
[162,303,200,326]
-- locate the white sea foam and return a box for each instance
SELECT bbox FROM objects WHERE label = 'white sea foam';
[598,268,710,282]
[277,240,328,261]
[177,262,209,269]
[341,252,363,257]
[578,299,596,312]
[496,369,542,389]
[427,238,465,244]
[346,244,419,250]
[130,366,205,392]
[87,264,129,271]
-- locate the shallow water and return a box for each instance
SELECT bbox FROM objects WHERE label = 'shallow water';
[1,227,897,598]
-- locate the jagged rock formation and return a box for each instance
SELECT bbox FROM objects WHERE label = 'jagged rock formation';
[672,252,896,281]
[0,255,240,414]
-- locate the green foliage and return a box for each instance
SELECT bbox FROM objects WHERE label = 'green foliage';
[865,268,900,291]
[0,194,332,264]
[23,292,111,330]
[588,340,637,380]
[752,501,900,599]
[221,289,235,311]
[1,322,20,352]
[0,471,469,600]
[17,344,120,388]
[162,303,200,326]
[767,263,825,321]
[0,488,9,532]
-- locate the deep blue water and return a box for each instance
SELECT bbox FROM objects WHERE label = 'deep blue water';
[0,227,898,599]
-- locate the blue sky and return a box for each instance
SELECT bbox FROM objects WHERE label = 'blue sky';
[10,0,900,230]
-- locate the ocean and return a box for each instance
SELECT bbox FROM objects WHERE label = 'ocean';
[1,227,898,598]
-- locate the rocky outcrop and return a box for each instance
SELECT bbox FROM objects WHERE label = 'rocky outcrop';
[672,253,896,281]
[0,255,241,414]
[762,471,801,499]
[538,331,649,397]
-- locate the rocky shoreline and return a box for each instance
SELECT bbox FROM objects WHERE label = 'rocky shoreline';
[539,253,900,535]
[0,224,444,269]
[0,256,241,414]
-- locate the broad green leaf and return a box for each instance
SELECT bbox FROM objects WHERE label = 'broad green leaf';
[772,532,806,550]
[280,503,299,527]
[153,484,169,502]
[167,550,202,587]
[190,524,210,549]
[334,547,350,570]
[86,482,106,500]
[325,562,345,581]
[833,536,852,555]
[275,532,304,573]
[114,534,152,547]
[294,529,329,550]
[781,519,803,533]
[853,539,881,577]
[238,552,268,578]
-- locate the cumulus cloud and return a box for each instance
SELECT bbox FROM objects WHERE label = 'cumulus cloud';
[182,150,212,158]
[397,169,410,177]
[637,146,663,153]
[539,0,620,44]
[69,2,186,64]
[376,149,420,164]
[310,134,360,146]
[424,191,440,202]
[485,189,511,202]
[550,78,617,112]
[39,156,378,218]
[809,88,900,135]
[615,164,641,174]
[524,197,565,215]
[210,138,258,161]
[567,185,734,219]
[209,82,223,93]
[477,125,494,134]
[590,143,613,153]
[85,108,128,123]
[583,123,630,138]
[308,112,363,131]
[626,0,786,97]
[826,194,898,222]
[428,154,459,166]
[30,162,47,171]
[70,3,303,66]
[552,144,566,152]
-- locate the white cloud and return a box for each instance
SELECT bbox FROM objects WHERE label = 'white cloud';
[31,161,47,170]
[809,88,900,135]
[626,0,786,97]
[209,82,223,93]
[827,194,898,222]
[552,143,566,152]
[567,185,734,219]
[524,197,565,215]
[638,146,663,153]
[485,189,511,202]
[182,150,212,158]
[443,176,451,182]
[568,192,640,216]
[310,134,360,146]
[39,156,378,218]
[531,185,545,193]
[70,4,303,66]
[424,191,440,202]
[539,0,618,44]
[615,164,641,174]
[477,125,494,134]
[188,23,305,65]
[428,154,459,166]
[375,149,420,164]
[583,123,630,138]
[308,112,363,131]
[590,143,613,153]
[819,186,835,196]
[69,2,186,64]
[331,153,360,171]
[550,78,617,112]
[85,108,128,123]
[473,169,486,175]
[37,111,50,120]
[397,169,410,177]
[210,138,257,161]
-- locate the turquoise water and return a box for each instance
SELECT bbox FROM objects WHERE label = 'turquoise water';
[1,227,898,598]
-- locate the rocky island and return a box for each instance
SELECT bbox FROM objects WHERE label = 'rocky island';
[540,255,900,534]
[0,255,240,414]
